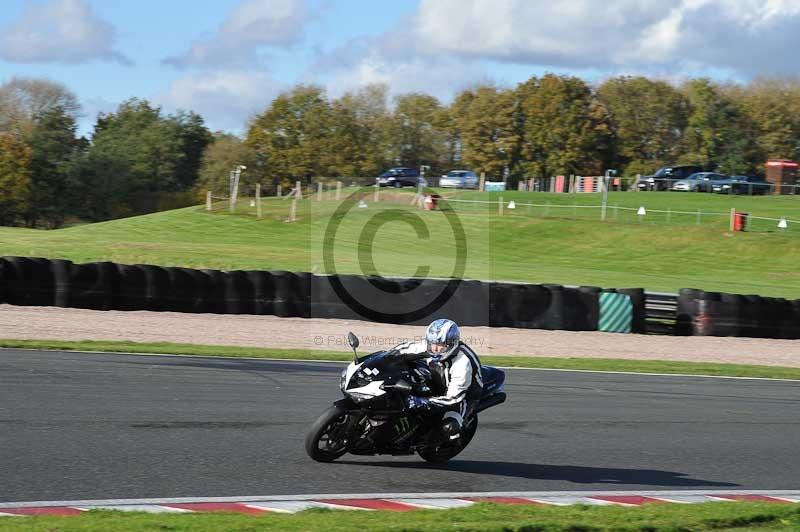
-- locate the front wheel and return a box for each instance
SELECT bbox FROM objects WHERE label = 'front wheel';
[417,415,478,463]
[305,405,350,462]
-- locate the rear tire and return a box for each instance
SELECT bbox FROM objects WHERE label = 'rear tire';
[305,405,350,462]
[417,415,478,463]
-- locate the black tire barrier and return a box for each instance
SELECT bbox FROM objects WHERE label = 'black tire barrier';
[617,288,646,334]
[577,286,602,330]
[11,254,800,339]
[310,275,491,326]
[114,264,148,310]
[224,270,255,314]
[676,289,800,339]
[53,260,116,310]
[435,279,490,327]
[246,270,274,315]
[2,257,56,306]
[139,264,171,312]
[165,267,199,313]
[489,283,567,329]
[271,270,310,318]
[200,269,227,314]
[675,288,700,336]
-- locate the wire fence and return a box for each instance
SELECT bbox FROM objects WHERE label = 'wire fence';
[205,179,800,235]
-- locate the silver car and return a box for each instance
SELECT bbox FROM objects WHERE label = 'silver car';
[672,172,724,192]
[440,170,479,189]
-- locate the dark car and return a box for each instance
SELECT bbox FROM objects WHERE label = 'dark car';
[729,175,772,195]
[638,165,703,191]
[376,167,421,188]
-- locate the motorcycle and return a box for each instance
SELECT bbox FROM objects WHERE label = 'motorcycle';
[305,332,506,463]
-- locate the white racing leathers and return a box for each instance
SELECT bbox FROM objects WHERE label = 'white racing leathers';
[394,341,484,432]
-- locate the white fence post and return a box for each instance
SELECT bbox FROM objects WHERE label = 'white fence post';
[255,183,262,218]
[317,182,323,201]
[374,178,380,202]
[206,191,212,211]
[277,184,282,198]
[295,180,302,200]
[336,181,341,201]
[479,172,486,192]
[498,195,503,216]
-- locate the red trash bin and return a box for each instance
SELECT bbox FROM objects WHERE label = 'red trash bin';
[733,212,749,231]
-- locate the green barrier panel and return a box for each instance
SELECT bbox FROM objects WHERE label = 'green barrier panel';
[599,292,633,333]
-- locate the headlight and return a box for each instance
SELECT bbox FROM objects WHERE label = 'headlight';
[340,367,348,391]
[348,392,373,402]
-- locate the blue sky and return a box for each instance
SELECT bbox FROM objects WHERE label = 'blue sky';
[2,0,800,136]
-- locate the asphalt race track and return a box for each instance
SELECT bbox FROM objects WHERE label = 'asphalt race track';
[2,350,799,503]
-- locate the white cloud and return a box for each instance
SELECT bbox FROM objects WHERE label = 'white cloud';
[156,70,284,132]
[165,0,312,68]
[0,0,130,65]
[410,0,800,77]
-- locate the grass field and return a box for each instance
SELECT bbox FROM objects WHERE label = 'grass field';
[4,339,800,380]
[2,501,798,531]
[2,189,800,296]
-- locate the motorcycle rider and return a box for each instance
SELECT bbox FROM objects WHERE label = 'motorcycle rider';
[393,318,483,442]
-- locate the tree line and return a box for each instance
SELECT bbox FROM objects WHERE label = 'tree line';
[197,75,800,196]
[2,74,800,227]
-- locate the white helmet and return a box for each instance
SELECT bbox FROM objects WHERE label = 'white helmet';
[425,319,460,360]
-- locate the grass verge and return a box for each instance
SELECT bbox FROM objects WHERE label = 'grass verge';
[2,338,800,380]
[1,501,799,531]
[2,192,800,296]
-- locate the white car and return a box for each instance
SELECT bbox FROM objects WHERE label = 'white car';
[440,170,479,189]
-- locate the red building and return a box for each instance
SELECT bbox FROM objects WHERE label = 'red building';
[765,159,798,194]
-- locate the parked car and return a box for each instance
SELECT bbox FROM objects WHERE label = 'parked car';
[440,170,479,189]
[672,172,726,192]
[638,165,703,191]
[729,176,772,195]
[377,167,422,187]
[708,175,737,193]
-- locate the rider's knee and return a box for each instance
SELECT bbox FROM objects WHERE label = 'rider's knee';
[441,411,463,440]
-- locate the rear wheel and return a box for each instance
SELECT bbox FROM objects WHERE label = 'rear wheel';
[305,405,350,462]
[417,415,478,463]
[394,181,402,188]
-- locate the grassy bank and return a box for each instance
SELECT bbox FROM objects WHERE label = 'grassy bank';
[1,190,799,295]
[3,339,800,380]
[1,501,798,531]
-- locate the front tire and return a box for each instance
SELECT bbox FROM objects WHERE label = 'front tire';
[305,405,350,462]
[417,415,478,463]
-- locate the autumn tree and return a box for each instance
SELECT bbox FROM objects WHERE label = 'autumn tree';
[678,79,760,175]
[246,85,332,186]
[518,74,611,178]
[25,106,82,227]
[450,85,520,179]
[725,78,800,163]
[597,76,689,175]
[196,132,259,195]
[0,77,80,136]
[388,93,448,173]
[0,132,32,225]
